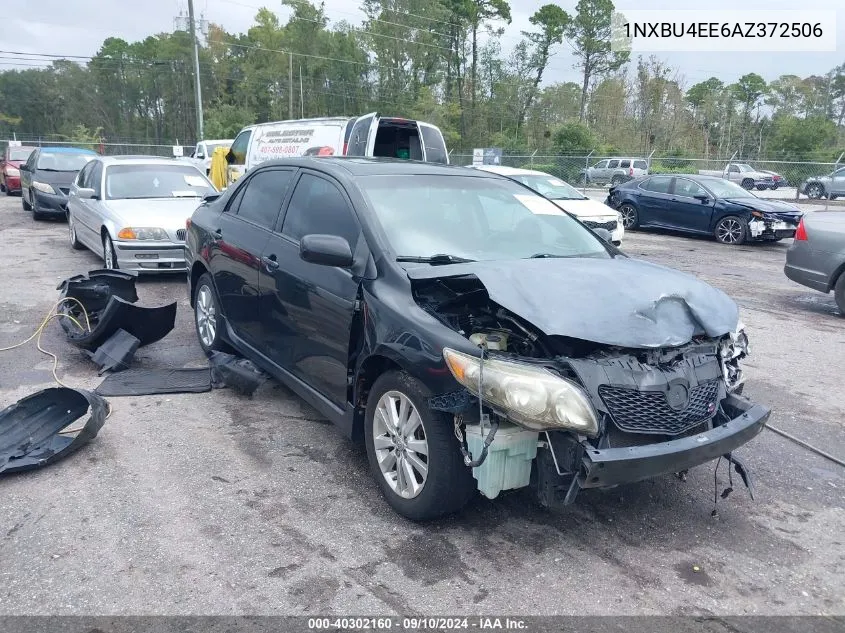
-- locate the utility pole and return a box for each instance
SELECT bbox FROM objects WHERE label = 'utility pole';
[289,52,293,119]
[188,0,204,141]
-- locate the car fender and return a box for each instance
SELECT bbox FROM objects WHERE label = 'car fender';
[709,202,749,231]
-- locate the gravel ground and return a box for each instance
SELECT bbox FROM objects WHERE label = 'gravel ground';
[0,194,843,616]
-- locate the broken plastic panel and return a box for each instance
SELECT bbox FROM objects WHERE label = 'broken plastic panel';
[0,388,107,474]
[86,329,141,375]
[57,269,176,351]
[95,368,212,397]
[208,351,267,396]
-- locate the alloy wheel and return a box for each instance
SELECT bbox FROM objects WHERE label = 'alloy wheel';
[619,205,637,229]
[196,285,217,348]
[716,218,742,244]
[372,390,429,499]
[806,184,824,199]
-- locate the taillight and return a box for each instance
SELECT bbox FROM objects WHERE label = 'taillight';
[342,142,348,155]
[629,166,634,177]
[186,218,192,230]
[795,217,807,241]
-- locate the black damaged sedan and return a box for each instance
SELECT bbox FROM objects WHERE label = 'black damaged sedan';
[185,158,769,521]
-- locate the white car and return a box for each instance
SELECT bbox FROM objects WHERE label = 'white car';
[468,165,624,245]
[187,139,233,173]
[66,156,217,273]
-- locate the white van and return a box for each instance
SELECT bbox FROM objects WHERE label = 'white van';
[227,113,449,182]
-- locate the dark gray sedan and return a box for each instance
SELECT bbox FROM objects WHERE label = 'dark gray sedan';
[784,211,845,315]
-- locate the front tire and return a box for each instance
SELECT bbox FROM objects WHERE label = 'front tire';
[611,175,624,185]
[22,191,31,211]
[618,203,639,229]
[193,273,228,353]
[103,234,118,269]
[834,272,845,317]
[364,370,475,521]
[68,214,84,250]
[715,215,747,245]
[741,179,754,190]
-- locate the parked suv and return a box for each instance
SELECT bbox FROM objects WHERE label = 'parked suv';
[581,157,648,186]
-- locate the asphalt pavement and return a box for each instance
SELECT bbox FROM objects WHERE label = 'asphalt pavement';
[0,194,843,616]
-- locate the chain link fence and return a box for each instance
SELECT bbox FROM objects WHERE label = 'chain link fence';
[450,152,844,202]
[1,135,194,159]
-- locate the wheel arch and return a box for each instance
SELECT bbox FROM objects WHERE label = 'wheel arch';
[189,261,210,307]
[352,353,405,443]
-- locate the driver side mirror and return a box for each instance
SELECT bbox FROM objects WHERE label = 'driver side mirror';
[300,234,353,268]
[19,164,28,171]
[694,194,711,203]
[76,187,97,199]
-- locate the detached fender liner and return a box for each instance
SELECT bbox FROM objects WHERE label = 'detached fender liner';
[57,269,176,351]
[0,388,107,474]
[578,394,770,489]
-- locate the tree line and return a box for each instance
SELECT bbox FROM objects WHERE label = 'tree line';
[0,0,843,161]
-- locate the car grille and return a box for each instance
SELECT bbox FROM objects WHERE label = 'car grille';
[598,380,719,435]
[583,219,618,231]
[176,229,186,241]
[58,187,70,195]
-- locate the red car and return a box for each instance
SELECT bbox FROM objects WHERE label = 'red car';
[1,145,36,195]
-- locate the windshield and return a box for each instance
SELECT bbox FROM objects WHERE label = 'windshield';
[702,178,757,199]
[105,164,215,200]
[9,147,34,161]
[735,164,754,172]
[36,152,95,171]
[359,175,611,262]
[511,174,586,200]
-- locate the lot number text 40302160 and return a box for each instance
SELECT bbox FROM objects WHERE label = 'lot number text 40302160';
[307,616,530,630]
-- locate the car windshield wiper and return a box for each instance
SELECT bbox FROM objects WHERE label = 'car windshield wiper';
[396,254,476,265]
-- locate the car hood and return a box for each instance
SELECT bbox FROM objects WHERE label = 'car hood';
[724,197,803,221]
[104,197,204,230]
[405,257,739,348]
[33,169,79,187]
[551,198,617,219]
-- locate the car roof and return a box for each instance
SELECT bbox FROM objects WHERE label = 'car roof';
[253,156,502,179]
[468,165,551,177]
[201,139,233,144]
[96,155,205,166]
[36,146,98,154]
[244,116,351,131]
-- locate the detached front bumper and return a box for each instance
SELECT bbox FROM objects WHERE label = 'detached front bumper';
[32,190,69,215]
[578,394,769,489]
[113,241,188,274]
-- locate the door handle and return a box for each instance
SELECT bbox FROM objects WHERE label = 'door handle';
[262,255,279,271]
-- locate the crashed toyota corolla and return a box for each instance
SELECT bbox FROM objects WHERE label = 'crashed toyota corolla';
[185,157,770,522]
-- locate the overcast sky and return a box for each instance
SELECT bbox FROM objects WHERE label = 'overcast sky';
[1,0,842,88]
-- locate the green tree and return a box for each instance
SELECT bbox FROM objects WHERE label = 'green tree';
[519,4,570,126]
[553,121,596,152]
[567,0,629,122]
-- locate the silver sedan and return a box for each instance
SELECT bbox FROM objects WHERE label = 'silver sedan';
[67,156,216,273]
[784,211,845,315]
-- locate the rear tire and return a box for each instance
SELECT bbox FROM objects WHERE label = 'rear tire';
[714,215,747,245]
[806,183,825,199]
[834,272,845,317]
[68,214,84,250]
[741,179,754,190]
[364,370,475,521]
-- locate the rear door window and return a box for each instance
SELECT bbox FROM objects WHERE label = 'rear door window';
[235,169,294,229]
[420,124,448,164]
[607,160,620,169]
[640,176,673,194]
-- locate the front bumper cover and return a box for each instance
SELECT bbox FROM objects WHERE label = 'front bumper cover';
[578,394,769,489]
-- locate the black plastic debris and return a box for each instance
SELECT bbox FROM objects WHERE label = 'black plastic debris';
[0,388,107,475]
[86,329,140,375]
[208,351,267,396]
[95,368,212,397]
[57,269,176,351]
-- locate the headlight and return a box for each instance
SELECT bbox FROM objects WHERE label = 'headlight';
[31,181,56,194]
[117,227,169,241]
[443,348,599,435]
[5,167,20,177]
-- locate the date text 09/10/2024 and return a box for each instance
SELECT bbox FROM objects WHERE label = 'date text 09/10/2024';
[307,617,529,630]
